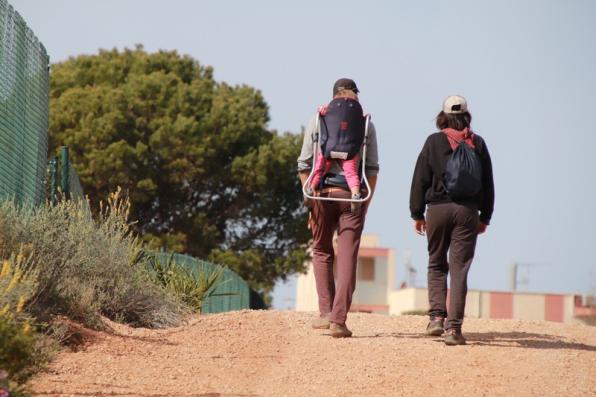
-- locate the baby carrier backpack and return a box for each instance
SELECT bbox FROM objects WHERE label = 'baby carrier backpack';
[319,97,366,161]
[302,98,372,205]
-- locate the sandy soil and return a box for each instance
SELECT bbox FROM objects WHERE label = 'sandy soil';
[30,310,595,397]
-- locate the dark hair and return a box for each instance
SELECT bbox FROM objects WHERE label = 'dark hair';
[436,111,472,130]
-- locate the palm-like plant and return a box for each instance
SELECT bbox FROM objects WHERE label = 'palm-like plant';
[142,253,234,313]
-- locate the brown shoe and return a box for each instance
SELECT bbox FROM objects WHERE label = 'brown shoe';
[444,329,466,346]
[311,314,331,329]
[329,322,352,338]
[425,316,445,336]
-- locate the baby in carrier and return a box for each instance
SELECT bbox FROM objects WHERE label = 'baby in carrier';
[305,98,366,213]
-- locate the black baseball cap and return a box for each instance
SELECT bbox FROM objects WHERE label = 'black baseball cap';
[333,78,359,96]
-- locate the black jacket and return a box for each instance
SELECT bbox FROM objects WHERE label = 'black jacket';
[409,132,495,224]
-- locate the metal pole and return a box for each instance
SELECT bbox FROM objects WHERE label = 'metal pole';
[510,262,518,292]
[60,146,70,200]
[49,158,57,205]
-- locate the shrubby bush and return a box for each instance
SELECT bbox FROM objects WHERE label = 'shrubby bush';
[0,256,51,397]
[0,190,186,330]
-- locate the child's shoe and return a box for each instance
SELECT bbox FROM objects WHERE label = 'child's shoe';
[304,187,314,209]
[351,193,362,215]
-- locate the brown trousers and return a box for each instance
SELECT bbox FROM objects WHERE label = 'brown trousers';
[426,202,479,330]
[310,190,367,324]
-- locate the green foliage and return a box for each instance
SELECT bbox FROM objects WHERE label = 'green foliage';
[144,253,232,313]
[0,315,36,397]
[0,254,38,320]
[0,192,185,329]
[49,46,310,293]
[0,256,51,397]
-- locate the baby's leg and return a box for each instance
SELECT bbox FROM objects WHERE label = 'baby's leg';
[341,155,361,195]
[342,155,362,214]
[310,156,331,189]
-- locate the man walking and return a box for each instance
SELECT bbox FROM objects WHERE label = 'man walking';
[297,78,379,338]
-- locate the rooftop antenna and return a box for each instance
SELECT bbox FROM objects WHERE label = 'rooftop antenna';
[510,262,548,292]
[404,250,417,288]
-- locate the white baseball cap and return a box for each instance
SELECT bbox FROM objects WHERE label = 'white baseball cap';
[442,95,468,114]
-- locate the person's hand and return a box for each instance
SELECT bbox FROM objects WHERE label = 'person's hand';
[318,104,329,116]
[478,222,488,234]
[414,219,426,236]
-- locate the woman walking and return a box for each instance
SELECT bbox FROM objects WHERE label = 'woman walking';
[409,95,494,345]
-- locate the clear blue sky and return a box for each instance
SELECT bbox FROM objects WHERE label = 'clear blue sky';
[12,0,596,308]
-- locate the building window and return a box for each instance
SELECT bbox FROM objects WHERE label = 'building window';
[359,257,375,281]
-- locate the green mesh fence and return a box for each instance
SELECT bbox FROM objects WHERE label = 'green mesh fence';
[0,0,49,206]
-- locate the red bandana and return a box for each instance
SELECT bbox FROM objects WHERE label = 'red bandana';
[442,127,475,150]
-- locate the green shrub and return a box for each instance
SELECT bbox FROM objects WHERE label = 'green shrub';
[0,190,186,329]
[144,253,232,313]
[0,313,36,397]
[0,256,52,397]
[0,254,38,320]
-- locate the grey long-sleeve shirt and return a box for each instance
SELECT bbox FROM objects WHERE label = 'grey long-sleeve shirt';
[296,113,380,176]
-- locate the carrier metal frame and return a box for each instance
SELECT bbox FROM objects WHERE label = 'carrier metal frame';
[302,114,372,203]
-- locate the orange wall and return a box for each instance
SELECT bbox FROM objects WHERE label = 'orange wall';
[545,294,564,322]
[490,292,513,319]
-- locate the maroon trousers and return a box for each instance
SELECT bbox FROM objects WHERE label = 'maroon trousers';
[310,190,367,324]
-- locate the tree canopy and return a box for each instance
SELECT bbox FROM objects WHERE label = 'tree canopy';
[49,46,310,294]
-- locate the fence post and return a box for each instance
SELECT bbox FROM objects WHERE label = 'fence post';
[48,158,57,205]
[60,146,70,200]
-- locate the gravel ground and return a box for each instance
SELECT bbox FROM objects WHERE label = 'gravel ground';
[30,310,596,397]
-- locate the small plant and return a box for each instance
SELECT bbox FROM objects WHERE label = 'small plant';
[0,254,50,397]
[0,253,38,318]
[0,313,36,397]
[144,253,234,313]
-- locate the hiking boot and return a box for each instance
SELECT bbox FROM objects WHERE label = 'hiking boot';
[350,193,362,215]
[444,329,466,346]
[425,316,445,336]
[311,314,331,329]
[329,322,352,338]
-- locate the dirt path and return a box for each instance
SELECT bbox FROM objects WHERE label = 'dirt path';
[30,310,595,397]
